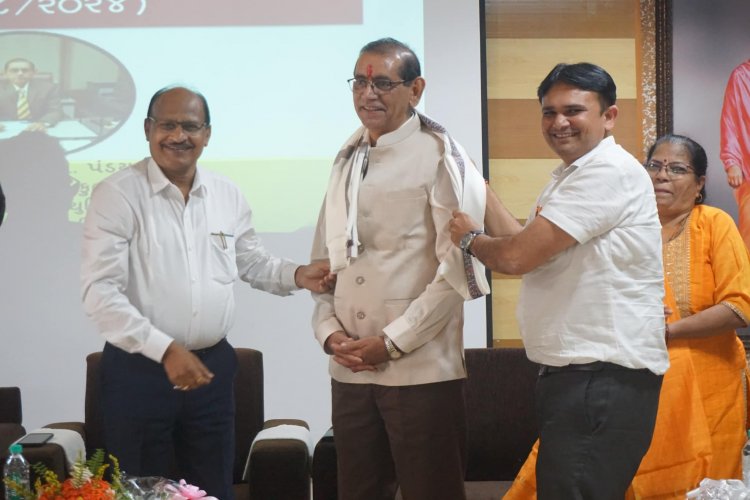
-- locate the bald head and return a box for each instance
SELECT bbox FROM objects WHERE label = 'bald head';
[147,85,211,125]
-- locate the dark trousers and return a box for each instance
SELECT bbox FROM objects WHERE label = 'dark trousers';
[331,378,467,500]
[535,362,663,500]
[101,339,237,500]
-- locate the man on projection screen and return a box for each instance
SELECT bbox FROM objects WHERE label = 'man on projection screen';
[81,86,332,499]
[0,58,62,131]
[311,38,489,500]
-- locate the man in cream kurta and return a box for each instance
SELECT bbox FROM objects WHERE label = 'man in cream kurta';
[311,38,487,500]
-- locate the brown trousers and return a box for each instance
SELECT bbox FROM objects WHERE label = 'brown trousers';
[331,378,467,500]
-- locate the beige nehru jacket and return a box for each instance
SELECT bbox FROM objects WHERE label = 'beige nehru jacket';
[311,117,467,386]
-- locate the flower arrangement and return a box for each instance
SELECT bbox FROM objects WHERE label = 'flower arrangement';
[3,450,216,500]
[4,449,119,500]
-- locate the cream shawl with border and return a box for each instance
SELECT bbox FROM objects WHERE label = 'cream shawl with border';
[324,112,489,300]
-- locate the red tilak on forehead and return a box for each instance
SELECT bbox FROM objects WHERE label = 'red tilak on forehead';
[367,64,373,78]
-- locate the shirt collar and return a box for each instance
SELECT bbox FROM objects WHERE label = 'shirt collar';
[366,113,419,147]
[146,157,206,197]
[551,136,615,178]
[14,84,28,94]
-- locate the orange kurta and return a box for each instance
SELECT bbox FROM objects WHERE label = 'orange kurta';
[504,205,750,500]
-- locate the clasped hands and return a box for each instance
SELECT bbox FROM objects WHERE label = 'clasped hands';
[326,331,390,372]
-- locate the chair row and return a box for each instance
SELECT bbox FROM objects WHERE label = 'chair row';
[2,347,539,500]
[1,348,311,500]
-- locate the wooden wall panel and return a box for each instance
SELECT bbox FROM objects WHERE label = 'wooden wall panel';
[491,278,522,340]
[487,100,550,158]
[489,159,558,218]
[611,100,641,159]
[486,0,637,39]
[486,39,637,100]
[485,0,647,346]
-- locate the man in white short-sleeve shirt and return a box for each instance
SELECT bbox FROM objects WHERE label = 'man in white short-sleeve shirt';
[449,63,669,499]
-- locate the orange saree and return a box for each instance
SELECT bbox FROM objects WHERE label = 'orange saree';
[503,205,750,500]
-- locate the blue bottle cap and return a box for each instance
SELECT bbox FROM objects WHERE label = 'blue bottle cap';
[9,443,22,454]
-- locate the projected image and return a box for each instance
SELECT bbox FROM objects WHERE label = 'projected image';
[0,0,424,228]
[0,31,135,153]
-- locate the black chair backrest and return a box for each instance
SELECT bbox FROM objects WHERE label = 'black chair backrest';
[232,348,264,481]
[0,387,22,424]
[84,353,107,453]
[464,347,538,481]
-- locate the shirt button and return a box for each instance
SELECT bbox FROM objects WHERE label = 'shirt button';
[355,276,365,285]
[356,312,366,320]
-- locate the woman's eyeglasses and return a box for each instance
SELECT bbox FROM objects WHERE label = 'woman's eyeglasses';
[644,161,695,178]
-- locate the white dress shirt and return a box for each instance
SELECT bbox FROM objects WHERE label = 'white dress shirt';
[82,158,299,362]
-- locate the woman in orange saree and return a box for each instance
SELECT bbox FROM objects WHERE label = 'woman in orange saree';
[504,135,750,499]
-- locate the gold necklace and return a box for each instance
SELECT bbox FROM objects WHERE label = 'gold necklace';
[665,212,690,244]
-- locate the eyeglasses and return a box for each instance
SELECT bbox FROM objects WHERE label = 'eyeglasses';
[644,161,695,178]
[347,77,411,94]
[147,117,208,135]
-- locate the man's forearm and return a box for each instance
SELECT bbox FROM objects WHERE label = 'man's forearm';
[469,234,522,275]
[485,186,523,237]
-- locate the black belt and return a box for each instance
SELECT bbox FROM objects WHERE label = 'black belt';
[538,361,626,377]
[190,337,228,356]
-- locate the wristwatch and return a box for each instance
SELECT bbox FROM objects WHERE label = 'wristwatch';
[383,336,402,360]
[459,230,484,256]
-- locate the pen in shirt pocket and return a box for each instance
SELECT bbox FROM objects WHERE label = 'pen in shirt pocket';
[210,231,234,250]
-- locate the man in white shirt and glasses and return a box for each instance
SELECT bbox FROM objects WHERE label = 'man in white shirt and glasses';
[81,85,332,499]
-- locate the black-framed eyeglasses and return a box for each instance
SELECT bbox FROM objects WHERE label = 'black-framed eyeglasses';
[147,117,208,135]
[644,161,695,178]
[347,77,411,94]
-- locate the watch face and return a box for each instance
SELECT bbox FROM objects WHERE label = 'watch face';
[460,233,474,250]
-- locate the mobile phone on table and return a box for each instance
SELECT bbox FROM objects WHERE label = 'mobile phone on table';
[15,432,53,447]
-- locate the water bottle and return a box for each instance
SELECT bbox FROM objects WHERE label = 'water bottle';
[743,429,750,487]
[3,444,29,500]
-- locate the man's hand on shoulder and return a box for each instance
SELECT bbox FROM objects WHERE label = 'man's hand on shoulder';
[162,341,214,391]
[295,260,336,293]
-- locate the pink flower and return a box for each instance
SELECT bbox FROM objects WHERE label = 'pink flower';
[166,479,218,500]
